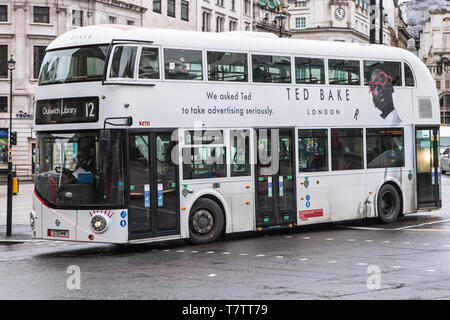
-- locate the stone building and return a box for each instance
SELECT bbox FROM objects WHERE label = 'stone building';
[0,0,147,179]
[418,9,450,124]
[198,0,253,33]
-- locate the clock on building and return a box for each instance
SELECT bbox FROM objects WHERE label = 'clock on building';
[334,7,346,20]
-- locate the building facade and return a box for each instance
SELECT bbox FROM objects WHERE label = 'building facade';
[287,0,392,44]
[418,9,450,124]
[198,0,253,33]
[0,0,147,179]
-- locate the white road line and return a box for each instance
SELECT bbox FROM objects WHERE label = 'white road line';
[403,242,411,245]
[206,251,215,254]
[423,243,431,246]
[239,253,248,256]
[365,240,373,242]
[325,238,334,241]
[222,252,230,255]
[256,254,266,257]
[329,260,337,263]
[383,240,391,243]
[426,269,436,272]
[390,266,401,269]
[302,237,310,240]
[347,239,355,242]
[208,274,217,277]
[276,256,284,259]
[299,258,309,261]
[176,250,185,253]
[190,250,198,253]
[356,263,368,266]
[285,236,292,239]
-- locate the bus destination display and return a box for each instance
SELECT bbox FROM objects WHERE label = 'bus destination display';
[36,97,99,125]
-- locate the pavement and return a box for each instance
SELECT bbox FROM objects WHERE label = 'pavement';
[0,182,33,243]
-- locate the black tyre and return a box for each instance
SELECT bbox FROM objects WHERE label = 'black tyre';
[377,184,402,224]
[188,198,224,244]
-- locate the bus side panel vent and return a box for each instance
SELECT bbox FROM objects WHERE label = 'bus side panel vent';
[418,97,433,119]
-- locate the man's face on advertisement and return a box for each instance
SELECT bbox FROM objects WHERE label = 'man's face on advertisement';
[369,68,394,113]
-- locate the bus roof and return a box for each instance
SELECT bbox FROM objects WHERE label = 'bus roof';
[49,24,409,62]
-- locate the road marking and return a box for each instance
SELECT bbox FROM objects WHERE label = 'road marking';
[356,262,368,266]
[325,238,334,241]
[206,251,215,254]
[422,243,431,246]
[303,237,310,239]
[329,260,337,263]
[285,236,292,239]
[256,254,266,257]
[426,269,436,272]
[365,240,373,242]
[347,239,355,242]
[190,250,198,253]
[163,249,170,252]
[390,266,401,269]
[222,252,230,255]
[239,253,248,256]
[276,256,284,259]
[403,242,411,244]
[383,240,391,243]
[299,258,309,261]
[176,250,185,253]
[208,274,217,277]
[342,218,450,232]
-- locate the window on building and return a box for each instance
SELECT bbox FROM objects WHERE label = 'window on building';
[168,0,175,17]
[298,129,328,172]
[295,57,325,84]
[181,0,189,21]
[207,51,248,82]
[72,10,83,26]
[328,59,360,85]
[164,48,202,80]
[244,0,251,15]
[252,54,291,83]
[202,11,211,32]
[366,128,404,169]
[229,20,237,31]
[230,130,250,177]
[295,0,306,7]
[216,16,225,32]
[0,97,7,112]
[437,80,441,90]
[404,62,415,87]
[0,45,7,78]
[138,47,160,79]
[331,128,363,170]
[245,23,250,31]
[231,0,236,11]
[0,5,7,22]
[109,16,117,24]
[33,46,47,79]
[364,60,402,86]
[295,17,306,29]
[109,45,138,79]
[446,80,449,89]
[216,0,224,6]
[153,0,162,13]
[127,20,135,26]
[34,6,50,23]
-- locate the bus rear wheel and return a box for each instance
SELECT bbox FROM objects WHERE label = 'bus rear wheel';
[188,198,224,244]
[377,184,401,224]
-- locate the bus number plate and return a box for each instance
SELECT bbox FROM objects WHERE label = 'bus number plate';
[47,229,69,238]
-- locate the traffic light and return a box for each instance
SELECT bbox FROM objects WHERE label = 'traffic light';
[10,131,17,146]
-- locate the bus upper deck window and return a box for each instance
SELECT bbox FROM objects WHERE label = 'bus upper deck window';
[109,45,138,79]
[139,47,160,79]
[207,51,248,82]
[364,60,402,86]
[164,48,202,80]
[252,54,291,84]
[404,62,415,87]
[328,59,360,85]
[295,57,325,85]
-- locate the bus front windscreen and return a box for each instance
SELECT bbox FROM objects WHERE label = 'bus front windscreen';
[38,45,109,85]
[35,130,125,208]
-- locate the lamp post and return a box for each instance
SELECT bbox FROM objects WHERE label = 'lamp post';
[275,5,286,38]
[6,55,15,237]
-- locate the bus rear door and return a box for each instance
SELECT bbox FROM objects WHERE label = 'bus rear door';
[416,126,441,209]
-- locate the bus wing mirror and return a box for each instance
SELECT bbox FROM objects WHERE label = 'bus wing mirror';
[100,130,111,152]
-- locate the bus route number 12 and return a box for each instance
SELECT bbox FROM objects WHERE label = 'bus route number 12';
[85,102,96,119]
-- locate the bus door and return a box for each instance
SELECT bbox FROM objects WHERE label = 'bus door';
[255,128,296,228]
[128,131,179,239]
[415,127,441,208]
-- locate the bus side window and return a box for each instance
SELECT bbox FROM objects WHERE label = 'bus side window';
[109,45,138,79]
[363,60,402,86]
[164,48,203,80]
[252,54,291,84]
[328,59,360,85]
[404,62,415,87]
[139,47,160,79]
[207,51,248,82]
[366,128,404,169]
[230,129,250,177]
[331,128,363,170]
[295,57,325,85]
[298,129,328,172]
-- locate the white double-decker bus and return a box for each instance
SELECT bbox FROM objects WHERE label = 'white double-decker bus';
[31,25,441,244]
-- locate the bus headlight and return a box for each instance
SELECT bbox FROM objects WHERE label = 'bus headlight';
[30,212,35,230]
[91,215,108,233]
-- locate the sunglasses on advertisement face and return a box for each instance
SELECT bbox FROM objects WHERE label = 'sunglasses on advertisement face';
[369,71,393,94]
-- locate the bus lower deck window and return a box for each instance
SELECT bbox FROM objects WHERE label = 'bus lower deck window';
[298,129,328,172]
[331,128,363,170]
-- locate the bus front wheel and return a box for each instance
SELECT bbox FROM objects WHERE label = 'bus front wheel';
[377,184,401,224]
[188,198,224,244]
